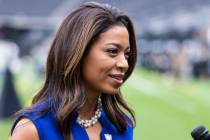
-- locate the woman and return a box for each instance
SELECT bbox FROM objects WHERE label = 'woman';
[11,1,137,140]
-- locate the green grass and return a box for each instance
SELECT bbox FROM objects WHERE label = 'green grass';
[122,68,210,140]
[0,119,12,139]
[1,65,210,140]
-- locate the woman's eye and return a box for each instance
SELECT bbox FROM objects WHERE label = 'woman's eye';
[106,48,118,55]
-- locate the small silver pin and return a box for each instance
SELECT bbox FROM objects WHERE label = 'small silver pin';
[104,134,112,140]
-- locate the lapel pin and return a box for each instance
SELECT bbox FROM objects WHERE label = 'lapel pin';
[104,134,112,140]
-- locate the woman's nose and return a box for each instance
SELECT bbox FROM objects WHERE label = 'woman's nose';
[116,54,129,72]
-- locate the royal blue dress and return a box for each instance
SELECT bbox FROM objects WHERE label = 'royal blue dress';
[12,102,133,140]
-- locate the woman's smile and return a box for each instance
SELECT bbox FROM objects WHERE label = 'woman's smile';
[108,73,124,85]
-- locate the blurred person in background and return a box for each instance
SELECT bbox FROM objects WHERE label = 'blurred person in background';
[10,1,137,140]
[0,40,22,77]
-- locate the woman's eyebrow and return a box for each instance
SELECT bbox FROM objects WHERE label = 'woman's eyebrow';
[106,43,130,50]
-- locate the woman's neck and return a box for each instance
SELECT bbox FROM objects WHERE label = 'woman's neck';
[78,91,101,120]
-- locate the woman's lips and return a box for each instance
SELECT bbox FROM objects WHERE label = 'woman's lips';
[109,74,124,84]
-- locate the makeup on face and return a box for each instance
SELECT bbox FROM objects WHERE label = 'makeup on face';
[82,25,130,95]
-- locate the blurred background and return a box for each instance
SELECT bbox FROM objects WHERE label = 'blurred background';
[0,0,210,140]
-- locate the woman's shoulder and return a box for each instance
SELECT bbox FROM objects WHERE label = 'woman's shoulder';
[11,118,39,140]
[11,101,58,139]
[13,102,51,123]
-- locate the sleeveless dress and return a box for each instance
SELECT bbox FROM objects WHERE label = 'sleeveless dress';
[12,102,133,140]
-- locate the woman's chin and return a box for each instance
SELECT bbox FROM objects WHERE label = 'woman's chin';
[102,88,119,95]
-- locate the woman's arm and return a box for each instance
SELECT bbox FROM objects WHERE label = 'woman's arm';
[10,118,39,140]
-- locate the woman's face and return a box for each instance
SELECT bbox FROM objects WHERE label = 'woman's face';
[82,25,130,95]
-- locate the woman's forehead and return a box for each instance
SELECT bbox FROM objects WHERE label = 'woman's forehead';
[97,25,130,46]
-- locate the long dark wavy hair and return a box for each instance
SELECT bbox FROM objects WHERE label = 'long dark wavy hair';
[14,2,137,140]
